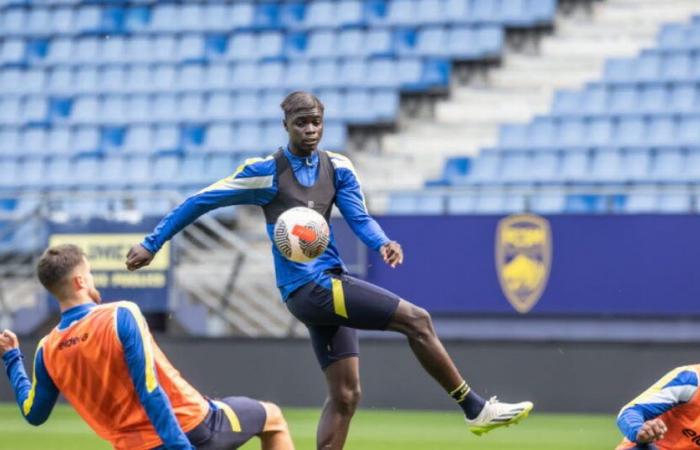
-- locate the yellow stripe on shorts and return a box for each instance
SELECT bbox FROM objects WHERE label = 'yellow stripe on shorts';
[331,278,348,319]
[213,400,242,432]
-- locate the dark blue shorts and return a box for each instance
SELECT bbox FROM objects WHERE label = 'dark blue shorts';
[286,270,401,369]
[185,396,267,450]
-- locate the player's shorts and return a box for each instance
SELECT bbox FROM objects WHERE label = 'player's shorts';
[286,269,401,369]
[184,396,267,450]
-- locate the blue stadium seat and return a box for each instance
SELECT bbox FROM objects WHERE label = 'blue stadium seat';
[124,125,153,153]
[205,93,232,120]
[73,155,101,185]
[48,67,73,93]
[604,58,634,82]
[260,89,285,119]
[124,155,152,186]
[529,0,556,23]
[152,94,178,122]
[530,152,559,181]
[337,28,365,56]
[280,2,306,28]
[651,148,684,181]
[474,191,510,213]
[1,7,26,35]
[259,32,284,59]
[661,52,692,80]
[500,152,530,182]
[205,124,235,152]
[338,58,367,87]
[100,126,125,153]
[658,190,692,212]
[444,0,469,22]
[560,149,590,181]
[181,125,205,151]
[204,154,236,181]
[0,98,21,125]
[231,92,259,120]
[127,37,152,63]
[620,149,651,180]
[679,117,700,145]
[647,117,675,146]
[586,118,613,146]
[477,26,504,57]
[467,151,501,182]
[338,0,364,26]
[154,125,180,152]
[365,29,393,56]
[231,63,259,88]
[624,188,657,213]
[180,4,205,31]
[388,192,421,214]
[257,61,284,88]
[230,3,255,29]
[179,94,205,122]
[22,97,48,125]
[73,127,100,154]
[254,2,281,29]
[558,118,586,147]
[322,121,347,150]
[372,89,400,121]
[179,153,209,187]
[153,36,178,63]
[126,95,150,123]
[47,126,72,155]
[177,35,205,63]
[205,64,230,89]
[344,90,373,123]
[75,6,101,32]
[590,148,623,181]
[564,194,606,213]
[307,30,337,58]
[416,0,445,24]
[125,6,151,31]
[19,158,44,189]
[416,27,447,56]
[386,0,416,25]
[45,156,73,188]
[446,194,476,213]
[552,90,581,115]
[102,37,127,64]
[366,58,398,87]
[414,193,446,214]
[0,159,20,188]
[152,153,182,185]
[502,0,528,26]
[669,84,697,112]
[75,67,99,93]
[530,192,566,213]
[100,67,126,93]
[152,65,177,92]
[1,38,25,64]
[21,127,45,156]
[638,85,667,113]
[580,84,607,115]
[177,64,204,90]
[447,26,479,59]
[499,123,528,148]
[0,129,19,155]
[261,121,288,149]
[659,24,688,49]
[150,4,178,32]
[529,117,556,147]
[609,86,637,114]
[472,0,498,23]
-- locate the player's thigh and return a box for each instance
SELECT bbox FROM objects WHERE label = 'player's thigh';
[198,396,267,450]
[307,324,359,370]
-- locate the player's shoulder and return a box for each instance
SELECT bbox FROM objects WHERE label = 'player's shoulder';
[233,154,277,178]
[109,300,144,318]
[667,365,700,386]
[325,150,357,175]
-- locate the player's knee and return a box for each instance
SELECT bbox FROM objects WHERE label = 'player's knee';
[406,306,434,339]
[261,401,289,433]
[331,385,361,415]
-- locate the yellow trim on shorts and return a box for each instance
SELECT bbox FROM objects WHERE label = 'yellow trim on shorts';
[213,400,242,432]
[331,278,348,319]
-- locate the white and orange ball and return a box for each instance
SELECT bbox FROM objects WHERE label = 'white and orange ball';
[274,207,330,263]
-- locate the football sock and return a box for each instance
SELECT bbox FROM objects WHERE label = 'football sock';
[450,380,486,420]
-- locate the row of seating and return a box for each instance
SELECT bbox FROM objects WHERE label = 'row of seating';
[656,19,700,50]
[604,50,700,83]
[389,189,697,214]
[0,0,555,36]
[0,152,251,189]
[0,122,347,154]
[552,83,700,116]
[498,116,700,149]
[0,59,448,94]
[0,89,399,125]
[0,25,502,66]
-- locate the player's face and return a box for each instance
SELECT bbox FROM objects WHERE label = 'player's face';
[285,108,324,156]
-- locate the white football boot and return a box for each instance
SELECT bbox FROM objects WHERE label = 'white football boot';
[466,396,534,436]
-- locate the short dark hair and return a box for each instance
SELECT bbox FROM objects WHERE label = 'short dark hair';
[280,91,324,118]
[36,244,86,295]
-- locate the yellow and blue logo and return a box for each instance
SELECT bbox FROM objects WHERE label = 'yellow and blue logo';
[495,214,552,314]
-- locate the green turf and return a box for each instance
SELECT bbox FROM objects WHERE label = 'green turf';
[0,404,621,450]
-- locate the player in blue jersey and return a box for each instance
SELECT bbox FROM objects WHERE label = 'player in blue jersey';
[126,92,533,449]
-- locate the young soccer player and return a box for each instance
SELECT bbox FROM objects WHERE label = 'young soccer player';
[616,364,700,450]
[1,244,294,450]
[126,91,533,449]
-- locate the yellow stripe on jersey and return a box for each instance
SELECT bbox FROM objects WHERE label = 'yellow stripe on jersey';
[213,400,242,432]
[331,278,349,319]
[200,155,274,194]
[121,303,158,393]
[620,366,691,414]
[22,337,47,416]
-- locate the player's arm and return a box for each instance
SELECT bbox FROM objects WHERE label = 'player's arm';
[617,366,698,443]
[116,304,194,450]
[0,331,59,426]
[329,152,403,268]
[126,157,277,270]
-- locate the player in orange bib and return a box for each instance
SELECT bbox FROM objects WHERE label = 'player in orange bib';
[616,364,700,450]
[0,244,295,450]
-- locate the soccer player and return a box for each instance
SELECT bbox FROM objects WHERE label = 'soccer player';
[1,244,294,450]
[616,364,700,450]
[126,91,533,449]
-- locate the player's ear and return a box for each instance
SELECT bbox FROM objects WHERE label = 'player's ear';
[72,274,88,292]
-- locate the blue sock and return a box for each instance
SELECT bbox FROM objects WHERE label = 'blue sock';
[450,380,486,420]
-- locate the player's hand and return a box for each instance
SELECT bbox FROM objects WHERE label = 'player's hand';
[0,330,19,355]
[380,241,403,268]
[125,244,155,271]
[636,418,667,443]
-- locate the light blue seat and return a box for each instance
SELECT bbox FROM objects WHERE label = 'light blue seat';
[477,26,504,56]
[126,37,152,63]
[2,7,26,35]
[669,84,696,112]
[639,85,667,113]
[590,149,623,181]
[372,90,400,121]
[73,127,100,153]
[204,154,236,181]
[21,127,46,156]
[126,95,150,123]
[205,63,230,89]
[471,0,497,23]
[624,188,657,213]
[529,117,556,147]
[124,125,153,153]
[73,155,101,185]
[416,26,447,56]
[397,58,424,86]
[46,37,73,64]
[529,0,556,22]
[258,61,285,88]
[75,37,100,64]
[0,130,19,155]
[609,86,638,114]
[0,69,20,94]
[604,58,634,82]
[152,154,182,184]
[559,118,587,147]
[177,64,204,90]
[125,6,151,31]
[500,152,530,182]
[661,53,692,80]
[468,151,501,182]
[530,192,566,214]
[305,1,334,27]
[366,58,397,87]
[152,36,178,62]
[337,29,365,56]
[322,121,347,150]
[231,92,259,120]
[48,127,72,154]
[338,0,363,26]
[306,30,337,58]
[647,117,675,146]
[499,123,528,148]
[560,149,590,181]
[651,148,684,181]
[474,191,509,213]
[179,93,205,122]
[365,29,393,56]
[75,5,101,32]
[150,4,178,31]
[99,66,125,93]
[260,121,287,149]
[388,193,420,214]
[19,158,44,189]
[415,193,446,214]
[280,2,305,28]
[180,4,205,31]
[0,38,24,64]
[203,4,232,31]
[581,85,607,115]
[448,27,480,58]
[75,67,99,93]
[22,96,48,124]
[659,24,688,49]
[205,93,232,120]
[338,58,367,87]
[151,94,178,121]
[685,151,700,179]
[0,159,19,188]
[658,191,692,212]
[586,118,613,146]
[564,194,606,213]
[502,0,528,25]
[179,153,209,186]
[125,156,152,186]
[230,3,255,28]
[45,156,73,187]
[102,37,127,63]
[615,117,646,146]
[205,124,235,151]
[344,90,373,123]
[530,152,560,181]
[416,0,445,24]
[231,63,259,88]
[552,90,581,115]
[283,61,313,89]
[259,32,284,59]
[620,149,651,180]
[444,0,469,22]
[314,60,340,88]
[48,67,73,92]
[100,155,128,186]
[446,193,476,213]
[386,0,415,25]
[679,117,700,145]
[260,89,285,119]
[0,98,21,125]
[177,35,205,63]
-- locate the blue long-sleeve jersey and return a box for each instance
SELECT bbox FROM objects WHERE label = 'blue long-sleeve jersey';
[2,303,193,449]
[142,148,390,299]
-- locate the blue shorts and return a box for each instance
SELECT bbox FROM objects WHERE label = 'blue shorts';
[286,270,401,369]
[184,396,267,450]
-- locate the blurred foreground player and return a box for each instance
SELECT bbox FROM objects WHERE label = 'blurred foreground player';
[1,244,294,450]
[126,91,533,449]
[616,364,700,450]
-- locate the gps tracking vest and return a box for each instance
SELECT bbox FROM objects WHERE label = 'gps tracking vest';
[262,148,336,225]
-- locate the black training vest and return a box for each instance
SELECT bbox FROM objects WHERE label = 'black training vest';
[262,148,336,225]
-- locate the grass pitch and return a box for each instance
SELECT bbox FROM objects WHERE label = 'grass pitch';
[0,404,620,449]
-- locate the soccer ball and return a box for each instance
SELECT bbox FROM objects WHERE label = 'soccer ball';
[274,207,330,263]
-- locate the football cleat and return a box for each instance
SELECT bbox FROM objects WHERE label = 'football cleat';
[467,396,534,436]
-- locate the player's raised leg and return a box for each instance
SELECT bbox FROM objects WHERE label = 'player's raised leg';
[387,299,533,435]
[317,356,361,450]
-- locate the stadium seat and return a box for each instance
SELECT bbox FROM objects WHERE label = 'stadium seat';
[20,127,46,156]
[416,27,447,57]
[75,67,100,93]
[230,3,255,29]
[530,152,560,181]
[624,188,658,213]
[337,28,365,56]
[386,0,416,25]
[639,85,667,114]
[658,190,692,213]
[559,149,590,181]
[307,30,337,58]
[530,192,566,213]
[651,148,684,181]
[152,153,182,185]
[647,117,675,146]
[446,193,476,213]
[500,152,530,182]
[467,151,501,182]
[314,59,340,88]
[205,124,235,152]
[338,0,364,26]
[0,129,20,156]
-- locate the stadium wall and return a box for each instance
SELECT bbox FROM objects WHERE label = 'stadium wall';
[2,337,698,414]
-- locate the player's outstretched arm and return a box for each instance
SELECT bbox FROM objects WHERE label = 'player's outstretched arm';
[116,304,194,450]
[0,330,59,426]
[617,366,698,443]
[126,157,277,271]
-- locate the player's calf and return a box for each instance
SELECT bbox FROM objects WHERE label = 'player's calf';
[260,402,295,450]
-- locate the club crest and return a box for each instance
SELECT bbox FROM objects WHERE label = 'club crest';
[495,214,552,314]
